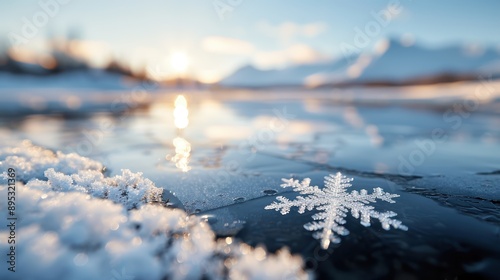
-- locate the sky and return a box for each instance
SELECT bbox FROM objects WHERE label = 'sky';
[1,0,500,82]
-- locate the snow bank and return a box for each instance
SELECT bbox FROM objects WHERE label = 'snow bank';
[0,71,132,91]
[0,142,309,280]
[0,72,153,116]
[0,140,103,182]
[28,168,164,210]
[1,141,163,210]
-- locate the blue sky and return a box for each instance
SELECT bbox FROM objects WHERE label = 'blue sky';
[1,0,499,81]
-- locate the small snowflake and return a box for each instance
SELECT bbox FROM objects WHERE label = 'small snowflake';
[265,172,408,249]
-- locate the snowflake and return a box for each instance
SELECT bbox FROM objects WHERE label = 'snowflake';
[265,172,408,249]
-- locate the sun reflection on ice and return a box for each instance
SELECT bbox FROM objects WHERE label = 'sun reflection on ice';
[170,95,191,172]
[171,136,191,172]
[174,95,189,129]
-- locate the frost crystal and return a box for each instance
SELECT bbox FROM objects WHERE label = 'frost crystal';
[265,172,408,249]
[27,168,164,210]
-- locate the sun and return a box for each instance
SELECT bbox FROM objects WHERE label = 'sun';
[169,51,190,74]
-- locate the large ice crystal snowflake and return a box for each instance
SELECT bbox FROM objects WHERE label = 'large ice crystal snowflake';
[265,172,408,249]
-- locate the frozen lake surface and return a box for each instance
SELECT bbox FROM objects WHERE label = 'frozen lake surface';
[1,82,499,279]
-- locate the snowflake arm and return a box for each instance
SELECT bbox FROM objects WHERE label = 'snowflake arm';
[265,195,318,215]
[280,178,323,196]
[346,188,408,229]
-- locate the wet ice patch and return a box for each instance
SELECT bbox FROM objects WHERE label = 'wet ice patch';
[409,175,500,201]
[406,175,500,224]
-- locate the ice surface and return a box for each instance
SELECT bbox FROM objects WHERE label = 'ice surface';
[409,175,500,201]
[1,78,499,278]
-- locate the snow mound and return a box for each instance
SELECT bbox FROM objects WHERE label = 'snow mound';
[1,141,162,210]
[0,140,103,182]
[0,185,308,280]
[28,168,164,210]
[0,142,309,279]
[0,71,153,116]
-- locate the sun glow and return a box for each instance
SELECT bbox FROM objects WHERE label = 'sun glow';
[169,51,190,74]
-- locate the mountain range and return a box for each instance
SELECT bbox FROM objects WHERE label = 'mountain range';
[221,38,500,88]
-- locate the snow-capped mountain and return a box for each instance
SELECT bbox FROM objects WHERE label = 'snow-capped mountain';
[350,39,500,84]
[221,39,500,87]
[220,58,353,87]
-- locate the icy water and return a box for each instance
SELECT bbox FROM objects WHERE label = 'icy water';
[1,87,500,279]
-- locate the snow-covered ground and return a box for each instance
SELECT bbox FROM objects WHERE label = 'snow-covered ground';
[0,141,309,280]
[0,71,153,116]
[0,71,133,90]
